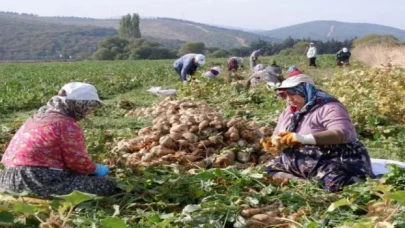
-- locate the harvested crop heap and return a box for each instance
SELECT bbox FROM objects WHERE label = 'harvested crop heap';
[240,203,309,227]
[116,97,274,170]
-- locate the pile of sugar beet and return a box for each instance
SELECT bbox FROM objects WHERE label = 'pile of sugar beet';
[112,98,312,226]
[114,97,275,171]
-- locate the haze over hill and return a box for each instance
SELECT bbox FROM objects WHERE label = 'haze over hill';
[255,20,405,41]
[0,12,117,60]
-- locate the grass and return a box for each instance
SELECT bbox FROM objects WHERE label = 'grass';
[1,55,405,227]
[0,55,395,158]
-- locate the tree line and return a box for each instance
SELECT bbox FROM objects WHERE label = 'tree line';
[92,13,178,60]
[93,36,355,61]
[93,13,356,60]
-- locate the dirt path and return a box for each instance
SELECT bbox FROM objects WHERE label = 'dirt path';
[235,37,248,47]
[187,24,210,33]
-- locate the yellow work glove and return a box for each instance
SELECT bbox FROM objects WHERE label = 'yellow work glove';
[278,131,316,146]
[260,137,273,151]
[260,137,282,155]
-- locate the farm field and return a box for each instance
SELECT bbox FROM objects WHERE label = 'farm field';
[0,56,405,227]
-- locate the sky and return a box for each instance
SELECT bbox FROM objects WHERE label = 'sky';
[2,0,405,31]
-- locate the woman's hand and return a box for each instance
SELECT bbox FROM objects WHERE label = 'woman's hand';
[278,132,316,145]
[260,137,273,151]
[260,136,285,155]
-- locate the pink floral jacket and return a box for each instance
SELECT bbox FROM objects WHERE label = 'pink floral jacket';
[1,112,97,174]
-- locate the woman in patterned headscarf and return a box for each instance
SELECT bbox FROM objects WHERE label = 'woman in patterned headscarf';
[263,75,375,192]
[227,57,243,72]
[0,82,117,199]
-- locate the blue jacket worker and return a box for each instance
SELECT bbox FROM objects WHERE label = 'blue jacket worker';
[173,54,206,82]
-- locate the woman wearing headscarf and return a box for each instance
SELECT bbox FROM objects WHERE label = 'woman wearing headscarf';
[204,66,221,79]
[250,49,263,71]
[286,65,303,77]
[264,60,282,76]
[0,82,117,198]
[263,75,375,192]
[246,65,280,89]
[173,53,206,82]
[227,57,243,72]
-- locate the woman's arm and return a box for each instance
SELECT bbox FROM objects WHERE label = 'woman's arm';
[312,129,345,145]
[59,122,97,174]
[314,103,357,144]
[275,103,356,146]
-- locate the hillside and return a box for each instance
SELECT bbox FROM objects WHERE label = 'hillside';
[140,18,276,49]
[38,15,278,48]
[257,20,405,41]
[0,13,118,60]
[3,12,405,61]
[0,12,275,55]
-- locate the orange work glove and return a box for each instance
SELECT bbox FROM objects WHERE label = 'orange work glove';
[278,131,316,146]
[260,137,273,151]
[278,132,300,145]
[260,137,283,155]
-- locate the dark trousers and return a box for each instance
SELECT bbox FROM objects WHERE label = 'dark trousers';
[308,57,317,67]
[174,67,184,81]
[336,59,350,66]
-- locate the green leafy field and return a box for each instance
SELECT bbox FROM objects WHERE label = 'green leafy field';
[0,56,405,227]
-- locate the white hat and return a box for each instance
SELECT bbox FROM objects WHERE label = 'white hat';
[274,74,314,90]
[195,54,206,66]
[204,71,215,79]
[61,82,104,104]
[236,57,243,64]
[212,66,221,74]
[342,47,348,52]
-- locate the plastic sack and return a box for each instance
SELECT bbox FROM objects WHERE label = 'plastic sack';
[147,87,162,94]
[157,89,176,96]
[371,158,405,175]
[147,87,176,97]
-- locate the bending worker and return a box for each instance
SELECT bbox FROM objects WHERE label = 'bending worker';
[173,53,206,82]
[0,82,117,199]
[250,49,263,71]
[336,47,351,66]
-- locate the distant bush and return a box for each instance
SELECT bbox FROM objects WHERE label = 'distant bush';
[278,48,293,56]
[93,37,176,60]
[178,42,206,56]
[353,34,401,48]
[291,42,309,55]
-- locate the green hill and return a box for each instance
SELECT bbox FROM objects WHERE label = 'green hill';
[256,20,405,41]
[16,14,277,48]
[0,12,277,60]
[0,12,117,60]
[139,18,276,49]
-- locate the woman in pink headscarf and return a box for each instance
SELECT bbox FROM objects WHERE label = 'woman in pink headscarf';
[0,82,117,198]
